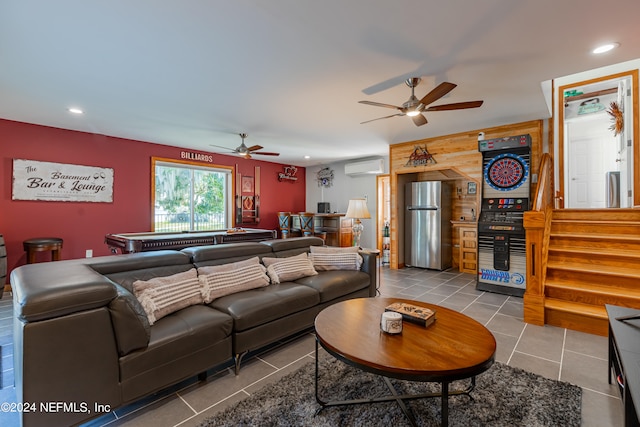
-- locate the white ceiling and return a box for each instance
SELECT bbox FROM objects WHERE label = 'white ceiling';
[2,1,640,166]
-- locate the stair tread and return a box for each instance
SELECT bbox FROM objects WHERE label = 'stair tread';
[546,260,640,277]
[552,219,640,225]
[548,246,640,258]
[550,232,640,241]
[545,279,640,298]
[544,298,608,318]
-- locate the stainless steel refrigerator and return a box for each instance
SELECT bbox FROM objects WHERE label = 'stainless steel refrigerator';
[404,181,452,270]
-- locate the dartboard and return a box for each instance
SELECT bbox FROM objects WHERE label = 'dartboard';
[484,153,528,191]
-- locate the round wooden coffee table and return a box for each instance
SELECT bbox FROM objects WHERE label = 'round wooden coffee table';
[314,297,496,426]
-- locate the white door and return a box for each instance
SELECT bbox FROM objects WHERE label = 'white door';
[566,115,618,208]
[564,76,631,209]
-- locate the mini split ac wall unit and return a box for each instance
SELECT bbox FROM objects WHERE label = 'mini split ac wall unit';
[344,159,384,176]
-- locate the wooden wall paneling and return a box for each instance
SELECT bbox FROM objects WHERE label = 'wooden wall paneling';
[376,174,390,252]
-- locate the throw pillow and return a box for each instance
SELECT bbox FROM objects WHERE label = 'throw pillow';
[308,252,362,271]
[198,257,270,303]
[262,252,318,284]
[309,245,363,270]
[132,268,204,325]
[309,245,360,254]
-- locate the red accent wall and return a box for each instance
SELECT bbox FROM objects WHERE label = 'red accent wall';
[0,119,305,278]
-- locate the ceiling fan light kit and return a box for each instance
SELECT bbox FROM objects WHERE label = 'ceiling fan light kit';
[211,133,280,159]
[359,77,483,127]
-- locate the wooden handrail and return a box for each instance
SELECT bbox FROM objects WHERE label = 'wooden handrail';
[532,153,554,212]
[523,153,553,326]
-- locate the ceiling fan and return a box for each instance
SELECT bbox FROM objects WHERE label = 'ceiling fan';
[359,78,483,127]
[211,133,280,159]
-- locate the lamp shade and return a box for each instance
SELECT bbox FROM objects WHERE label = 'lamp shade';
[345,198,371,219]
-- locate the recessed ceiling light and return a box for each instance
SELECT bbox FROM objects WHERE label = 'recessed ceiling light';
[68,107,84,114]
[304,155,311,159]
[592,43,619,54]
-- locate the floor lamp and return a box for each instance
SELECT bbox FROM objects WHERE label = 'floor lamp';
[345,198,371,248]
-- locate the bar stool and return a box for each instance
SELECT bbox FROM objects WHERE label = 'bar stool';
[23,237,63,264]
[299,212,314,236]
[277,212,291,239]
[298,213,327,242]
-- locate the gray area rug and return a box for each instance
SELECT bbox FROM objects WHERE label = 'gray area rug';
[199,356,582,426]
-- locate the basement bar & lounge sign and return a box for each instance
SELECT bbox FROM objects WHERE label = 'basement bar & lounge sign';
[12,159,114,203]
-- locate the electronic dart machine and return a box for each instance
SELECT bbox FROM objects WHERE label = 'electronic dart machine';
[477,134,531,296]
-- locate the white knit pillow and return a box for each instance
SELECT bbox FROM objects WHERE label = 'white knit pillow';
[309,246,363,270]
[308,252,362,271]
[262,252,318,284]
[198,257,270,303]
[133,268,205,325]
[310,245,360,254]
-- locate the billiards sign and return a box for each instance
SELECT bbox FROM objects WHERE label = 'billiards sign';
[12,159,114,203]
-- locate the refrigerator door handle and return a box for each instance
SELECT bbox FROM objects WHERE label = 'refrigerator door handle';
[407,206,438,211]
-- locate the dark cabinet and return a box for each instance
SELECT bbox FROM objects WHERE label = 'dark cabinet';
[607,304,640,427]
[289,213,353,247]
[314,214,353,247]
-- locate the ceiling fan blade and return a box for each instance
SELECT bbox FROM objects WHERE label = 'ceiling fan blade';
[253,151,280,156]
[360,113,404,124]
[426,100,484,111]
[419,82,457,106]
[246,144,263,152]
[412,113,428,126]
[358,100,403,110]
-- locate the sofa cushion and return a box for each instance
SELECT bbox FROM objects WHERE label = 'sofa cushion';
[198,257,270,303]
[208,283,320,332]
[119,304,233,398]
[262,252,317,284]
[294,270,370,303]
[132,268,205,325]
[108,283,151,356]
[183,242,273,267]
[260,236,324,258]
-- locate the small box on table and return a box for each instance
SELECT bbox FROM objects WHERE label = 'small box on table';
[385,302,436,327]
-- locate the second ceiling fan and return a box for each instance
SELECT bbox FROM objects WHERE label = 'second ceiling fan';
[359,78,483,127]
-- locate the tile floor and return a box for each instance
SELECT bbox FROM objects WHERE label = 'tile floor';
[0,267,624,426]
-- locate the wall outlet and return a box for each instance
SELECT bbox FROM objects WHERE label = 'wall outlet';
[86,249,93,258]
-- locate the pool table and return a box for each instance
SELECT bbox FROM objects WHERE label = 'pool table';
[105,228,277,253]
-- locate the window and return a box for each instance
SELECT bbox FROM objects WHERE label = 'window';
[152,158,233,232]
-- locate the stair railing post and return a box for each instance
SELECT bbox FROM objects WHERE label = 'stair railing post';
[524,210,546,325]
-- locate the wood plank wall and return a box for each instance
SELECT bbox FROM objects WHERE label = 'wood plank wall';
[389,120,544,270]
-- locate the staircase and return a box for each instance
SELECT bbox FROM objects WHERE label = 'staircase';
[542,209,640,336]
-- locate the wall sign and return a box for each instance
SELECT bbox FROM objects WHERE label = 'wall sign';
[316,167,334,187]
[278,165,298,182]
[12,159,114,203]
[180,151,213,162]
[405,145,437,167]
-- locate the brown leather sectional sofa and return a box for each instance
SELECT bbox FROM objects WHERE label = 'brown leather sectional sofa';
[11,237,377,426]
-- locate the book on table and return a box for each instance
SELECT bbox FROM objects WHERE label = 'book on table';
[385,302,436,327]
